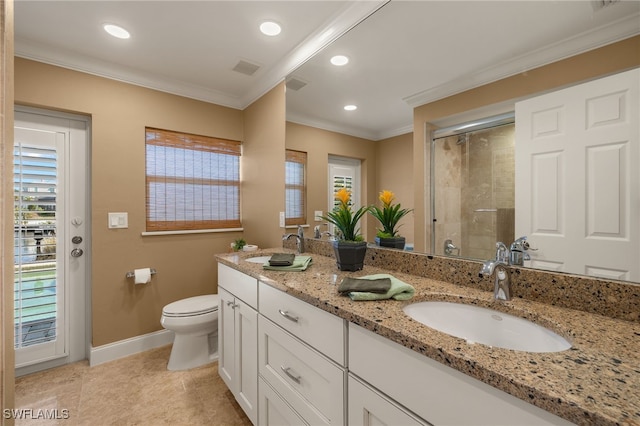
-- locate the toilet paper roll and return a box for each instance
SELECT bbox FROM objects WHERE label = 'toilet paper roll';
[134,268,152,284]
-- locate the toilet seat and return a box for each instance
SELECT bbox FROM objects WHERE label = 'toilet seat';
[162,294,219,318]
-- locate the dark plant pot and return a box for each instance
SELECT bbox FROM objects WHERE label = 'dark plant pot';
[374,236,406,250]
[332,240,367,271]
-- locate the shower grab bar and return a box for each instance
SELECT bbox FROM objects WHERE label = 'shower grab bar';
[474,208,497,213]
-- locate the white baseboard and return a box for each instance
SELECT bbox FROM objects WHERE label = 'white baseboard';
[89,329,174,367]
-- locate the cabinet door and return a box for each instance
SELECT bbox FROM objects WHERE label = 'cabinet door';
[218,287,235,389]
[235,298,258,425]
[348,375,429,426]
[259,377,308,426]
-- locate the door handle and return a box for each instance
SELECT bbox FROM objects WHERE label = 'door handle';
[72,236,83,244]
[71,248,84,258]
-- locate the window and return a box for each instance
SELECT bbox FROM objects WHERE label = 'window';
[145,128,241,232]
[285,150,307,226]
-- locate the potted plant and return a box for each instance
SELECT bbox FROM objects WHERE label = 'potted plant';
[231,238,246,252]
[370,190,413,249]
[321,188,370,271]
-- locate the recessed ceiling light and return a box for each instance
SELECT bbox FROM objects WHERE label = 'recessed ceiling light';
[344,105,357,111]
[331,55,349,66]
[260,21,281,36]
[104,24,130,39]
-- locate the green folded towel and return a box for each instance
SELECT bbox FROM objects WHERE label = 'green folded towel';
[263,256,312,272]
[346,274,415,301]
[338,277,392,294]
[269,253,296,266]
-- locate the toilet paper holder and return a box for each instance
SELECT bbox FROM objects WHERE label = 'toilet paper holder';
[125,268,157,279]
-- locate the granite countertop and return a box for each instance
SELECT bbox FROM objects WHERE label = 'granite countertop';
[215,249,640,426]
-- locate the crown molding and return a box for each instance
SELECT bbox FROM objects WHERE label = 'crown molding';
[287,112,378,141]
[15,38,244,109]
[404,13,640,108]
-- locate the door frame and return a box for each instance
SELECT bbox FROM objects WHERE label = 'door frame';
[14,105,92,376]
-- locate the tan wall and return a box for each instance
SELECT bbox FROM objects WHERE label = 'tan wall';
[243,83,287,248]
[14,58,245,347]
[1,0,15,417]
[375,132,414,243]
[285,122,377,240]
[412,35,640,252]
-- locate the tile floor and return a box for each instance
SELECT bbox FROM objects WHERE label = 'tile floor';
[14,345,252,425]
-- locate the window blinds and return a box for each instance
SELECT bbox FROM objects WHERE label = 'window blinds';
[145,128,241,231]
[14,143,59,347]
[285,150,307,226]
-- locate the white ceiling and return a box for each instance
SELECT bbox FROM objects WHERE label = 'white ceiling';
[14,1,640,141]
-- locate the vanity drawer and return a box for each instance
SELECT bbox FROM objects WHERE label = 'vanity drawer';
[218,263,258,309]
[259,281,345,364]
[258,315,345,426]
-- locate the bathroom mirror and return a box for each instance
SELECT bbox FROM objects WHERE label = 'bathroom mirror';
[285,1,640,284]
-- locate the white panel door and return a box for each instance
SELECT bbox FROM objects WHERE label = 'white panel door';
[515,68,639,280]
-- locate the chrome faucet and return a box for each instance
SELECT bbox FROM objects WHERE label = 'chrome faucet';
[480,242,511,301]
[509,236,533,266]
[283,225,305,253]
[314,225,333,240]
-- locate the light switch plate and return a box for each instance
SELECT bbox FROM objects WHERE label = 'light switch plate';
[314,210,323,221]
[108,212,128,229]
[279,212,285,227]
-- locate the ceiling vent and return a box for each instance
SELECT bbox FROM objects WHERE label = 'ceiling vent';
[286,77,308,91]
[232,60,261,76]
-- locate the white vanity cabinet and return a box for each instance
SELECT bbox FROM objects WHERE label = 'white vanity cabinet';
[258,282,347,426]
[218,264,258,425]
[349,324,574,426]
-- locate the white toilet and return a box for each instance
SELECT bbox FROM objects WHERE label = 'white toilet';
[160,294,219,371]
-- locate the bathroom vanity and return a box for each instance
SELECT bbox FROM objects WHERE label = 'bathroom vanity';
[215,245,639,426]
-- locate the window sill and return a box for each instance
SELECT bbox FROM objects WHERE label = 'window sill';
[283,224,311,230]
[141,228,243,236]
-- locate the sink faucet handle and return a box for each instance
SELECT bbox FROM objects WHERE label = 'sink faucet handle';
[495,241,509,263]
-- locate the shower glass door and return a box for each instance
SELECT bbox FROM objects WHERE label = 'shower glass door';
[432,121,515,260]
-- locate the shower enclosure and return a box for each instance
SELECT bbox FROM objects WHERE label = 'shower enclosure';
[431,114,515,260]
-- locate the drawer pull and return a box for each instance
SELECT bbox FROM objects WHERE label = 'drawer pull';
[280,366,301,384]
[278,309,299,323]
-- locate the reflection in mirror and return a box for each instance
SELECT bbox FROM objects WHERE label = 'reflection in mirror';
[285,0,639,286]
[432,118,515,261]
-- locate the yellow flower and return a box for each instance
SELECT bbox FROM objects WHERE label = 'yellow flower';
[335,188,351,205]
[379,190,395,207]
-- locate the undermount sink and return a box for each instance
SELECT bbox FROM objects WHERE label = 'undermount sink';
[244,256,272,264]
[403,301,571,353]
